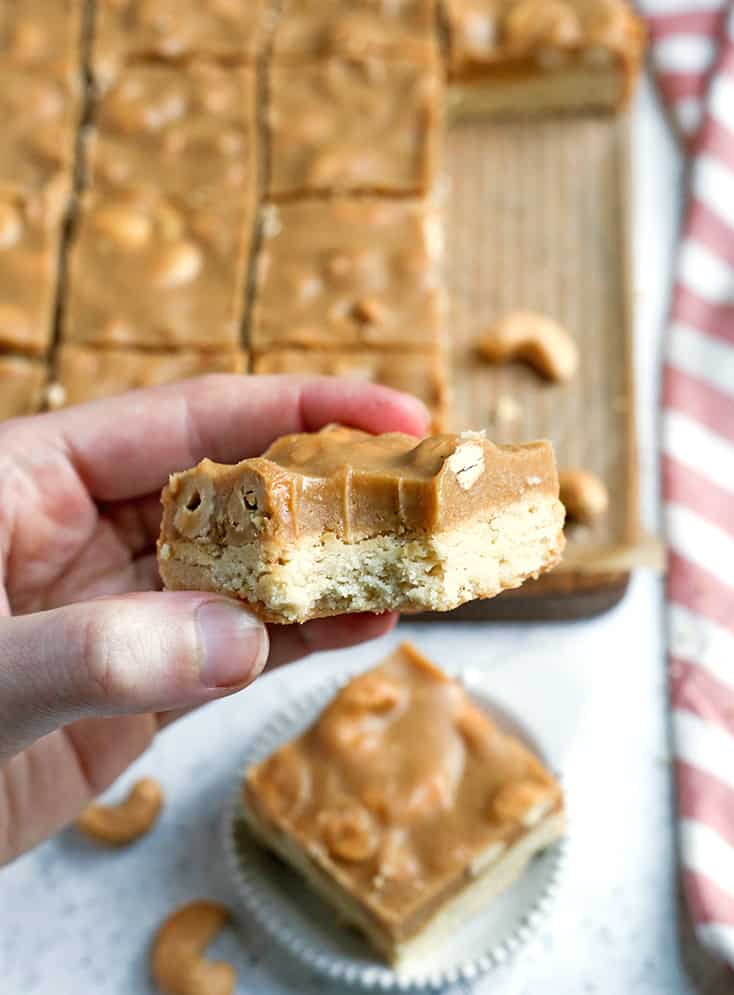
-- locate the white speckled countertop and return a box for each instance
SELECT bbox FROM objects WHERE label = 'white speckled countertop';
[3,77,729,995]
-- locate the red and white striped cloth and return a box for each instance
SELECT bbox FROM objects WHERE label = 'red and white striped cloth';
[639,0,734,966]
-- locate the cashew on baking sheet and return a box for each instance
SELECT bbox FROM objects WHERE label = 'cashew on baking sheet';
[559,469,609,524]
[477,310,579,383]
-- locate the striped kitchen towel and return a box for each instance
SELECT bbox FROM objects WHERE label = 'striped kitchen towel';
[640,0,734,967]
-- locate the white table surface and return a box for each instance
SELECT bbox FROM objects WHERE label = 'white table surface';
[4,77,728,995]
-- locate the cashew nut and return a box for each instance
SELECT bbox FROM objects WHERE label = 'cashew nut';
[151,901,236,995]
[477,311,579,382]
[76,777,163,846]
[559,469,609,524]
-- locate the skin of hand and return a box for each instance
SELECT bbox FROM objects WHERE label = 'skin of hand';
[0,374,429,864]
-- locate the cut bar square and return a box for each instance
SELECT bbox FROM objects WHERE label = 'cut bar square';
[0,354,46,420]
[252,348,449,431]
[93,0,269,86]
[268,54,442,198]
[273,0,437,60]
[63,188,254,350]
[87,63,258,207]
[243,642,565,966]
[157,425,565,622]
[50,344,248,407]
[251,199,444,352]
[0,189,65,356]
[444,0,645,116]
[0,65,81,197]
[0,0,85,73]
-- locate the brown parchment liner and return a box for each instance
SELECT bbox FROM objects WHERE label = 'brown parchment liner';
[442,112,656,599]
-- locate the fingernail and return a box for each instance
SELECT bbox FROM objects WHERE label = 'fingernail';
[196,600,268,689]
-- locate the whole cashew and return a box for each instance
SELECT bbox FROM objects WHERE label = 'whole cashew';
[76,777,163,846]
[559,469,609,524]
[151,901,236,995]
[477,311,579,382]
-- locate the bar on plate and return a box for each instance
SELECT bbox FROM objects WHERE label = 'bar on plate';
[244,642,565,966]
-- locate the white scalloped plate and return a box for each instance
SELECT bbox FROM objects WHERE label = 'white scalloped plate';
[222,669,568,991]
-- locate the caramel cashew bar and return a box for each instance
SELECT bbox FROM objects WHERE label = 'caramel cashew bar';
[157,426,565,623]
[87,62,258,207]
[268,52,442,198]
[445,0,645,116]
[251,198,444,352]
[244,642,565,966]
[63,188,254,350]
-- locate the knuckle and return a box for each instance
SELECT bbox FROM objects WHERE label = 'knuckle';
[76,610,124,705]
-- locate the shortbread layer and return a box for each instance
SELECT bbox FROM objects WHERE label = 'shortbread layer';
[449,63,625,118]
[159,492,563,622]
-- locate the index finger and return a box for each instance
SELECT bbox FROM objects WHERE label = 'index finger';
[34,374,431,501]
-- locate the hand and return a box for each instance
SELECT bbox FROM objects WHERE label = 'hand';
[0,374,429,863]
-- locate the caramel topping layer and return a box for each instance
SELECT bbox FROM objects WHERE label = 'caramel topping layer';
[0,65,80,197]
[93,0,268,85]
[160,425,560,545]
[273,0,437,60]
[88,63,257,206]
[0,1,84,72]
[252,348,448,430]
[51,345,247,407]
[268,53,442,198]
[251,199,443,352]
[0,189,64,356]
[0,355,45,420]
[446,0,645,75]
[245,643,563,939]
[63,188,253,350]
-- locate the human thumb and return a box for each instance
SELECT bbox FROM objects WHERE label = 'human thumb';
[0,591,268,760]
